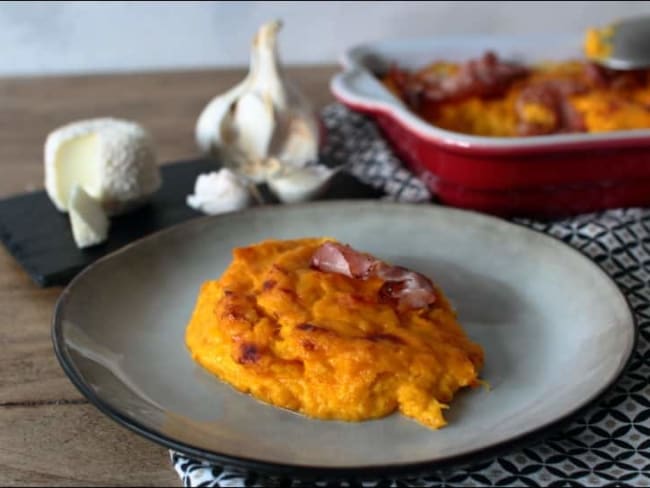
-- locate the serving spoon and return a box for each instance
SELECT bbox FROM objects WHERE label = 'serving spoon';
[587,15,650,70]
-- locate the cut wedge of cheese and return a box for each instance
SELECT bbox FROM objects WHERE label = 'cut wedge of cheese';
[45,118,161,216]
[68,185,110,249]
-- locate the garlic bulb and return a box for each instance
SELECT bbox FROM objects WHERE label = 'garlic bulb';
[186,169,253,215]
[267,164,339,204]
[195,20,320,184]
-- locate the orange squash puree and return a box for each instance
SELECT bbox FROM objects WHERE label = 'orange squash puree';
[185,238,484,429]
[584,25,615,62]
[382,33,650,137]
[572,91,650,133]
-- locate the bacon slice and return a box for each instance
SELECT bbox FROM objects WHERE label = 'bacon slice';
[515,80,587,136]
[310,242,436,309]
[375,264,437,309]
[310,241,375,279]
[387,51,528,109]
[584,62,647,91]
[434,51,529,101]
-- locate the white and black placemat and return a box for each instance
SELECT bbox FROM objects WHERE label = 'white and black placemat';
[171,104,650,487]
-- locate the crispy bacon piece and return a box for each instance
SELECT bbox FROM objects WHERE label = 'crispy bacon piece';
[311,241,376,279]
[377,271,436,309]
[515,79,587,136]
[387,51,528,109]
[584,62,609,87]
[583,62,647,91]
[434,51,529,101]
[310,242,436,309]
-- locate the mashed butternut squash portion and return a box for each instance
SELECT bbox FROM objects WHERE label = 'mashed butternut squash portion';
[382,32,650,137]
[185,238,484,429]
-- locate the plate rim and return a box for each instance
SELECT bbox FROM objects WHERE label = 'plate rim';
[51,200,639,479]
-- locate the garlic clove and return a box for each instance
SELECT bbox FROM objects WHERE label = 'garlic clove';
[275,115,320,170]
[266,164,340,204]
[231,92,275,163]
[195,79,251,155]
[186,169,253,215]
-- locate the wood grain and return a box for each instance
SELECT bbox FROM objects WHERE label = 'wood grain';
[0,404,176,486]
[0,66,337,198]
[0,66,338,486]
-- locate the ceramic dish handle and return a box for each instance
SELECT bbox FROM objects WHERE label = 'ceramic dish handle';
[330,68,407,115]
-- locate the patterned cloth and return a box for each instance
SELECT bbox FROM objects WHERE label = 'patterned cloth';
[171,104,650,487]
[320,104,432,204]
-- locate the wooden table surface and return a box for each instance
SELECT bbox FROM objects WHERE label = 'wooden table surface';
[0,66,338,486]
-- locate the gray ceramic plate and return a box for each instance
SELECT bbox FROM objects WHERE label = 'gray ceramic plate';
[52,201,636,478]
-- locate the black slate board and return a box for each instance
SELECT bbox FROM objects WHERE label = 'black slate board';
[0,159,383,287]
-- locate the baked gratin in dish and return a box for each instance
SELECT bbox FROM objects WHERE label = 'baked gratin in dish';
[381,29,650,137]
[185,237,484,429]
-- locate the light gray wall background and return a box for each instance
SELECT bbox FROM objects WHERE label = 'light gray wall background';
[1,1,648,76]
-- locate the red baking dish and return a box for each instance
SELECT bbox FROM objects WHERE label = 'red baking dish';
[330,34,650,217]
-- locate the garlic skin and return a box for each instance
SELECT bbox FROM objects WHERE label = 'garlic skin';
[186,169,253,215]
[195,20,320,183]
[267,164,339,204]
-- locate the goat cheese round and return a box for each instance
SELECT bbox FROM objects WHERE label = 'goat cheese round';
[44,118,162,216]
